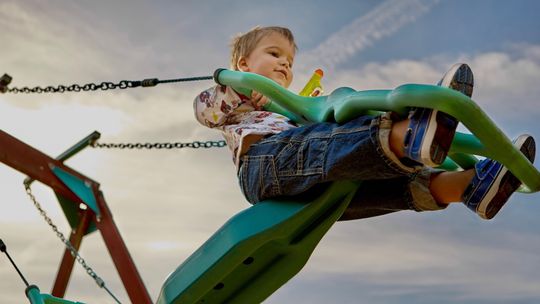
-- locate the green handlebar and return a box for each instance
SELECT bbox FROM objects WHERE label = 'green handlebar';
[214,69,540,193]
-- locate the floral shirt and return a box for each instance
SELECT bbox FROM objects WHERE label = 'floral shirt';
[194,85,297,169]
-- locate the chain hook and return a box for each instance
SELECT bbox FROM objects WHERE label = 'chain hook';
[0,74,12,93]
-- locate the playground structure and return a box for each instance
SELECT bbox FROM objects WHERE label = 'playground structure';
[1,69,539,303]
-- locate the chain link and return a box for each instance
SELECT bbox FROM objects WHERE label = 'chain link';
[24,184,121,304]
[5,75,213,94]
[8,80,144,94]
[92,140,227,150]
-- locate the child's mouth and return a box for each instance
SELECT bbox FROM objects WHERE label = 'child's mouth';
[275,70,287,79]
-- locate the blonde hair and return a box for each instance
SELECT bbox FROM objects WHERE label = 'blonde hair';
[230,26,297,70]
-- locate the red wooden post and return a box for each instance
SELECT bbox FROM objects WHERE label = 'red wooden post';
[51,209,93,297]
[93,186,153,303]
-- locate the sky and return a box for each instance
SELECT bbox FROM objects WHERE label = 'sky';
[1,0,540,303]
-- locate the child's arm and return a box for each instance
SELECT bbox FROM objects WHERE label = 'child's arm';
[194,85,246,128]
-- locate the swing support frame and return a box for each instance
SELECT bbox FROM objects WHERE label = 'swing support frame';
[0,129,153,304]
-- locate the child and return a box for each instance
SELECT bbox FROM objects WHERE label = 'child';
[194,26,536,221]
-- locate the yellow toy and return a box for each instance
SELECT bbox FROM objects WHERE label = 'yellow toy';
[299,69,324,97]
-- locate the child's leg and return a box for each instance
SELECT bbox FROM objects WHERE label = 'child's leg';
[340,168,451,221]
[238,114,419,204]
[342,134,535,221]
[429,170,475,204]
[432,134,535,219]
[392,63,474,167]
[342,133,535,221]
[339,176,428,221]
[463,135,535,219]
[389,119,410,159]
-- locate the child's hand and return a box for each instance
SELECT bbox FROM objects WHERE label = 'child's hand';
[250,91,269,109]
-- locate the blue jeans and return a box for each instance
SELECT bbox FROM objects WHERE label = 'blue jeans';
[237,114,447,220]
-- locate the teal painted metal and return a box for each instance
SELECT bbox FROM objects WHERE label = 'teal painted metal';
[157,181,358,303]
[26,286,44,304]
[45,132,101,233]
[51,166,100,215]
[41,294,85,304]
[51,166,99,235]
[215,69,540,193]
[53,192,97,234]
[26,285,84,304]
[55,131,100,163]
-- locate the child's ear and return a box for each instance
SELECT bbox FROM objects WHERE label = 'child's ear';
[237,56,249,72]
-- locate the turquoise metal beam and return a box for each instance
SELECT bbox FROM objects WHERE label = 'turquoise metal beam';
[51,167,100,216]
[55,131,100,163]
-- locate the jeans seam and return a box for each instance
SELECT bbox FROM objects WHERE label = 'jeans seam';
[298,141,303,174]
[241,154,282,201]
[331,125,370,136]
[406,173,421,211]
[269,156,281,196]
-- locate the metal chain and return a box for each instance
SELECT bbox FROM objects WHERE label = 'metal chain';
[5,75,213,94]
[24,184,122,304]
[91,139,227,150]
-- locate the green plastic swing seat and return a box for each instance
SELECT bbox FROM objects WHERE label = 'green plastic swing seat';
[156,69,539,304]
[157,181,358,304]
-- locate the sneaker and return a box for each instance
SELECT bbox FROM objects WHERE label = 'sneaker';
[462,134,536,220]
[437,63,474,98]
[403,63,474,166]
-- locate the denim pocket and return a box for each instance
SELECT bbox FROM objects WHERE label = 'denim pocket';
[239,155,280,204]
[275,138,326,177]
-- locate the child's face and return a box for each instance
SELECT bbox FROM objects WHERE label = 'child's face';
[238,33,295,88]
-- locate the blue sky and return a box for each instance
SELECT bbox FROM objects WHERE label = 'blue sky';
[1,0,540,303]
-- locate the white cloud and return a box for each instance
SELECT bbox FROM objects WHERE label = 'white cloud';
[319,44,540,129]
[266,214,540,303]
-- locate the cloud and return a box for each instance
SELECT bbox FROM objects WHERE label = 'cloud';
[319,44,540,130]
[0,1,117,82]
[468,47,540,123]
[266,216,540,303]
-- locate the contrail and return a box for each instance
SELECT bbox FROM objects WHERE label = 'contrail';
[299,0,440,72]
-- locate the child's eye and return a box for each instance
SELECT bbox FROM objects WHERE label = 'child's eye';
[269,51,279,57]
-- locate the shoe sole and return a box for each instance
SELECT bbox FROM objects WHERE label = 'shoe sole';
[421,64,474,166]
[477,135,536,219]
[437,63,474,98]
[420,110,459,166]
